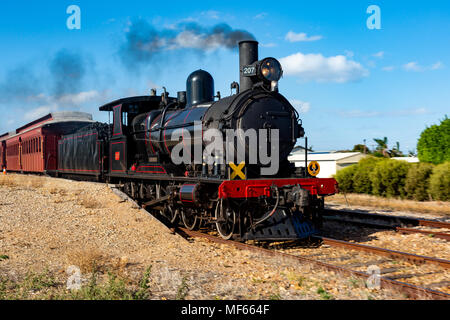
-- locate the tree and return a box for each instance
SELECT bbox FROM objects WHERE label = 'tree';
[352,144,367,153]
[373,137,390,157]
[417,116,450,164]
[390,141,403,157]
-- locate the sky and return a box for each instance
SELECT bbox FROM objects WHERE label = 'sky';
[0,0,448,153]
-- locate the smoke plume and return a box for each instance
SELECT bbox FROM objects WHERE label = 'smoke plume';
[119,19,255,70]
[49,49,87,98]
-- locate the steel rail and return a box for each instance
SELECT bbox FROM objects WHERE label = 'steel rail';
[314,236,450,269]
[176,227,449,300]
[324,216,450,241]
[396,227,450,241]
[324,208,450,229]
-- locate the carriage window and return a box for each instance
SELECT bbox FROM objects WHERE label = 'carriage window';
[122,112,128,127]
[39,137,41,152]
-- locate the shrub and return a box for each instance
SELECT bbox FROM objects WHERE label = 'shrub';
[404,163,434,201]
[370,159,411,198]
[335,165,357,193]
[417,116,450,164]
[428,162,450,201]
[352,157,383,194]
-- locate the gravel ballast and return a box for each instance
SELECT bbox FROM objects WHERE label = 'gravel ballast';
[0,174,417,299]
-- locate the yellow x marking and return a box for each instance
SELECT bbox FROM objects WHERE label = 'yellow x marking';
[229,161,246,180]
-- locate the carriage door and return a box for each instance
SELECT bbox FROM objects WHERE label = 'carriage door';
[110,104,127,173]
[18,138,23,170]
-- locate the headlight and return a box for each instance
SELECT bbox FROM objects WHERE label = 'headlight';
[259,58,283,82]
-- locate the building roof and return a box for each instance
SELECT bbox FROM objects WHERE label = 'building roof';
[392,157,419,163]
[288,152,364,162]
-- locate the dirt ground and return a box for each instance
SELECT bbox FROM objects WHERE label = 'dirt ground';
[327,193,450,219]
[0,174,433,300]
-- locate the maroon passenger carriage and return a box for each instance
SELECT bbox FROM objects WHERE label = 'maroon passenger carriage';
[0,112,93,174]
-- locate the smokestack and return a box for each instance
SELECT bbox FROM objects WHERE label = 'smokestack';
[239,40,258,92]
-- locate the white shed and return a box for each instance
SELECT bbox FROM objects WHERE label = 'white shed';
[288,151,367,178]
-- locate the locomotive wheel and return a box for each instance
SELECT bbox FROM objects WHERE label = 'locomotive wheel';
[181,208,198,230]
[215,199,236,240]
[161,206,178,224]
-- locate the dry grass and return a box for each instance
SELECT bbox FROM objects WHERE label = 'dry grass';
[78,197,101,209]
[28,178,44,189]
[65,248,111,273]
[328,193,450,216]
[0,174,45,189]
[47,187,67,196]
[65,248,130,276]
[0,175,17,187]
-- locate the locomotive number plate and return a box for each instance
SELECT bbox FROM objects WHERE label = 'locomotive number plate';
[243,65,257,76]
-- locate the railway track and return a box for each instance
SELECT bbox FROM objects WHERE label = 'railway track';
[324,208,450,229]
[176,227,450,300]
[111,186,450,300]
[323,208,450,240]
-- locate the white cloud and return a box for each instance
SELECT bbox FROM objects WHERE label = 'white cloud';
[24,104,58,121]
[21,90,107,122]
[285,31,322,42]
[372,51,384,58]
[260,43,277,48]
[402,61,444,72]
[201,10,220,20]
[402,61,443,72]
[289,99,311,113]
[431,61,444,70]
[254,12,268,19]
[403,61,422,72]
[279,52,369,83]
[58,90,104,105]
[344,50,354,58]
[26,90,106,106]
[382,66,395,71]
[339,107,429,118]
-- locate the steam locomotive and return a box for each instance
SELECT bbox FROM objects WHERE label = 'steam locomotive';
[1,41,337,241]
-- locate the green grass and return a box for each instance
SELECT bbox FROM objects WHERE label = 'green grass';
[71,266,153,300]
[348,277,361,288]
[0,255,9,261]
[269,293,281,300]
[317,287,333,300]
[175,276,189,300]
[0,266,154,300]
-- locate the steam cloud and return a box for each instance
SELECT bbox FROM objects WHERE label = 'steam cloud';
[0,49,89,103]
[49,49,87,98]
[119,19,255,69]
[0,66,41,103]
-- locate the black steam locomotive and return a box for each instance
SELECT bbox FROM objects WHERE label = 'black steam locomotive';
[58,41,338,240]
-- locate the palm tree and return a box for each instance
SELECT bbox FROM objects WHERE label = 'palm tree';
[391,141,403,157]
[373,137,390,157]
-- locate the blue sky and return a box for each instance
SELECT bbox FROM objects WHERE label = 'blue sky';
[0,0,448,152]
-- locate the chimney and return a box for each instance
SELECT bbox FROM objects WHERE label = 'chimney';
[239,40,258,92]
